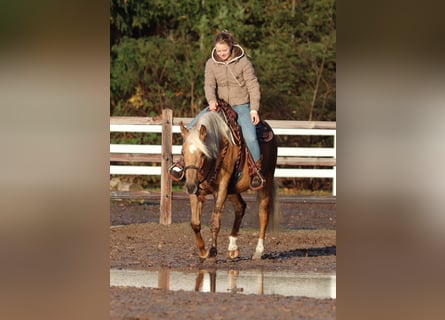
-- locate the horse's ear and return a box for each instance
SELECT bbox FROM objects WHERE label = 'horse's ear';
[199,124,207,141]
[180,121,188,137]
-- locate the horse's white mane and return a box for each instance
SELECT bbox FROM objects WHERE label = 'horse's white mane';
[186,111,235,159]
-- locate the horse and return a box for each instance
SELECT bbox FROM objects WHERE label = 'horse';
[179,106,278,261]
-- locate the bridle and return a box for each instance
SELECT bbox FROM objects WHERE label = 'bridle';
[183,157,208,185]
[183,164,201,172]
[183,138,230,190]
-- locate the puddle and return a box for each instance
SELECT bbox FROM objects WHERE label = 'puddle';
[110,268,336,299]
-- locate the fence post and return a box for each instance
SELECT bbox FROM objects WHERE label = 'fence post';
[333,132,336,196]
[160,108,172,225]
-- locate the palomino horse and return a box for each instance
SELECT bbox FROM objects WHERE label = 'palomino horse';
[179,107,278,261]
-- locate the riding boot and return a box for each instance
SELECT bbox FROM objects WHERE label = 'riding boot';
[250,159,266,190]
[168,157,185,181]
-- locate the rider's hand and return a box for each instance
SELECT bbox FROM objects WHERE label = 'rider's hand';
[208,100,218,111]
[250,110,260,125]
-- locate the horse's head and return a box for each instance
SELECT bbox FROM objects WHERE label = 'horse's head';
[180,121,207,195]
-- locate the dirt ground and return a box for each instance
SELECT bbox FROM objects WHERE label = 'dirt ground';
[110,192,336,319]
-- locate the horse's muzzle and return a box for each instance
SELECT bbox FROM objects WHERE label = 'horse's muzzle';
[184,165,200,195]
[185,182,198,195]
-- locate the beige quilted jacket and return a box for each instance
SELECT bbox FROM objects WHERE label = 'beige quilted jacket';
[204,44,261,112]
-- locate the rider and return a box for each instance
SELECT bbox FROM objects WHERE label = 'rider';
[169,30,265,190]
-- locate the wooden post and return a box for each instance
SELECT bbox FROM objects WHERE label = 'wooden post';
[160,108,172,225]
[158,269,170,290]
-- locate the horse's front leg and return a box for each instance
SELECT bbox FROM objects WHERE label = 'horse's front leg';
[208,184,230,259]
[208,199,225,259]
[226,193,246,259]
[189,194,207,261]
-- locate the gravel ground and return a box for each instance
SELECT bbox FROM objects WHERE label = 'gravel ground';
[110,192,336,320]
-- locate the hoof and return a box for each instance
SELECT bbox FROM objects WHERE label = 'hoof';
[252,252,263,260]
[227,249,240,259]
[199,247,217,262]
[198,250,209,262]
[208,247,218,258]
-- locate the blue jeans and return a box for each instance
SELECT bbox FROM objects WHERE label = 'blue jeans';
[187,104,260,162]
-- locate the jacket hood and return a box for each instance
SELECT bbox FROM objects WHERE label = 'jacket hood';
[211,44,245,64]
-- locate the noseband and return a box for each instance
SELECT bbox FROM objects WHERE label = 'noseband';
[183,160,208,185]
[183,164,201,172]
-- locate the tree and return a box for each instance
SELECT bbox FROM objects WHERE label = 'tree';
[110,0,336,121]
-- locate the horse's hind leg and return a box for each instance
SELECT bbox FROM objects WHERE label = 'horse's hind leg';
[227,193,246,259]
[252,188,270,260]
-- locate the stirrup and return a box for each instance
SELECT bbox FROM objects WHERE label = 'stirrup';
[168,161,184,181]
[250,171,265,190]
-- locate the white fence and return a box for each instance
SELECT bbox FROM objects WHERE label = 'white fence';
[110,116,336,196]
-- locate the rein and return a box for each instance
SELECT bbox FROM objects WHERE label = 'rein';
[218,100,259,177]
[208,137,230,184]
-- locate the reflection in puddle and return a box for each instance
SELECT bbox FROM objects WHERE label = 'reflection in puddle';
[110,268,336,299]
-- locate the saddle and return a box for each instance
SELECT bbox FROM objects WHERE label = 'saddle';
[217,99,274,177]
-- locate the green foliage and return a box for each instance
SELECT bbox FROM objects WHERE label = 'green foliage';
[111,36,198,116]
[110,132,160,145]
[110,0,336,122]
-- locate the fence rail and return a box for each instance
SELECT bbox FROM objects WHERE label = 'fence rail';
[110,110,336,223]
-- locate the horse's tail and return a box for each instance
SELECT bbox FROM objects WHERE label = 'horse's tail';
[267,179,281,232]
[258,124,279,232]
